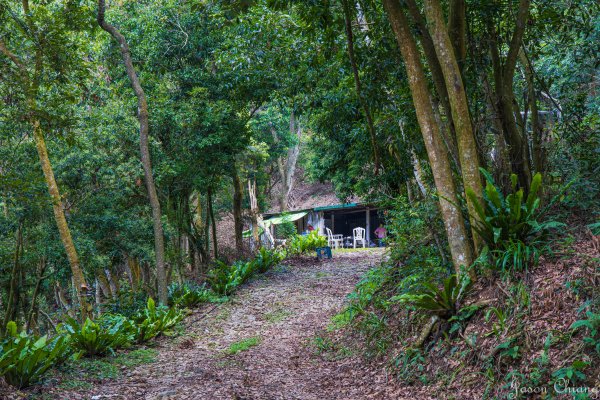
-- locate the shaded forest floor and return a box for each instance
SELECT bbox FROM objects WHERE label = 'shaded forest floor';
[21,249,410,400]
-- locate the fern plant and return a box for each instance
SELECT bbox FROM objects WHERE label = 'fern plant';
[132,298,184,343]
[393,274,471,319]
[251,247,284,273]
[0,321,71,388]
[169,282,211,308]
[466,169,563,273]
[59,315,133,356]
[571,311,600,354]
[287,231,327,256]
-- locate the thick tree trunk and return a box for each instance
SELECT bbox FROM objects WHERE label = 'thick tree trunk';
[95,269,113,299]
[342,0,381,173]
[232,168,244,254]
[98,0,167,304]
[405,0,460,169]
[384,0,473,274]
[423,0,483,252]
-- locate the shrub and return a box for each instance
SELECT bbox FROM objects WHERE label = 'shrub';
[0,321,71,388]
[466,169,564,273]
[168,281,211,308]
[207,260,247,296]
[393,274,471,319]
[132,298,184,343]
[276,220,297,239]
[287,231,327,255]
[571,311,600,354]
[250,247,284,273]
[59,315,133,356]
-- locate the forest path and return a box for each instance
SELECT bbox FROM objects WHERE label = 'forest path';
[78,249,393,400]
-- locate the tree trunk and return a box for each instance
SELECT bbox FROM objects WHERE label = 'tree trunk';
[98,0,167,304]
[447,0,466,71]
[423,0,483,252]
[487,0,532,191]
[2,223,22,330]
[405,0,460,169]
[271,111,301,212]
[520,49,544,174]
[248,178,262,251]
[232,167,244,254]
[384,0,473,274]
[33,119,92,318]
[26,257,46,331]
[207,188,218,259]
[341,0,381,173]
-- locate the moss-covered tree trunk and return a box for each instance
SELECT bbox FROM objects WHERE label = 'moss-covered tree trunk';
[33,119,91,318]
[384,0,473,274]
[423,0,483,251]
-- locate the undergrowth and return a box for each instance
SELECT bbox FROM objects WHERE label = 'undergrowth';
[325,172,599,398]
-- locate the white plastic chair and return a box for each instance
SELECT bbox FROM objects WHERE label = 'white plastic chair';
[353,227,366,248]
[326,227,343,249]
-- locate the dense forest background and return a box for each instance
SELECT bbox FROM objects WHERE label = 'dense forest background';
[0,0,598,397]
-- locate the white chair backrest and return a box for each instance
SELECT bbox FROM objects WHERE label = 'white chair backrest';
[326,227,333,240]
[353,227,365,240]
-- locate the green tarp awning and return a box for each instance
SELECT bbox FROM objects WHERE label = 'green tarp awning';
[242,211,308,238]
[263,211,307,227]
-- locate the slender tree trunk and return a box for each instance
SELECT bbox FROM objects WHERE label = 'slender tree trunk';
[423,0,483,252]
[204,193,211,260]
[342,0,381,173]
[384,0,473,274]
[520,50,544,174]
[232,168,244,254]
[98,0,167,304]
[33,119,92,318]
[1,38,92,320]
[248,178,261,251]
[26,257,46,331]
[207,188,218,259]
[487,0,532,191]
[2,223,22,330]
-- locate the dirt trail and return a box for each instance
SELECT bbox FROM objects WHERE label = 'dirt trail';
[65,249,400,400]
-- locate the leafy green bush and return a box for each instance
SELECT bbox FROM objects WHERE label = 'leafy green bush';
[0,321,71,388]
[59,315,133,356]
[276,220,297,239]
[207,260,250,296]
[132,298,184,343]
[571,311,600,354]
[393,274,471,319]
[466,169,563,273]
[286,231,327,255]
[250,247,284,273]
[168,281,211,308]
